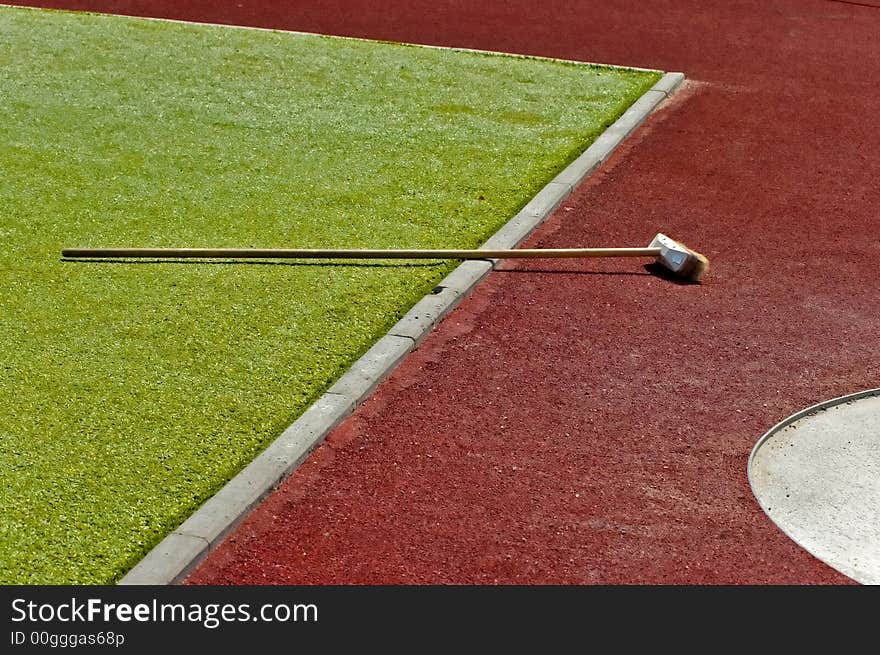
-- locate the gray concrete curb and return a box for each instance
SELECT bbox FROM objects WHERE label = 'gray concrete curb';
[748,387,880,473]
[118,71,685,585]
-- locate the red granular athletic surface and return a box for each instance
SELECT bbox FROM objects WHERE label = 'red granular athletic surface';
[12,1,879,583]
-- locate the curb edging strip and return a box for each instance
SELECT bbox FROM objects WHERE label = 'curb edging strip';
[747,387,880,493]
[118,70,685,585]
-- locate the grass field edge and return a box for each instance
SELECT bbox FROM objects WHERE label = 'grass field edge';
[0,2,663,73]
[116,71,685,585]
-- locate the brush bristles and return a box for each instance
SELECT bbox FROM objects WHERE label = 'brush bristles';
[679,249,709,282]
[648,233,710,283]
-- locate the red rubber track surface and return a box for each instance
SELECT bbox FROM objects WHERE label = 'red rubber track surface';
[12,1,879,584]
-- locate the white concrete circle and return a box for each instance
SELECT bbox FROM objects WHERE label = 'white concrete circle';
[748,389,880,585]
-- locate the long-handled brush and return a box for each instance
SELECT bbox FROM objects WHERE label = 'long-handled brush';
[62,233,709,282]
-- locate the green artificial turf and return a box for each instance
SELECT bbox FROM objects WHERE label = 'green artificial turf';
[0,5,661,583]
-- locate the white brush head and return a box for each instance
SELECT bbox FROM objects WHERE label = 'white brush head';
[649,233,709,282]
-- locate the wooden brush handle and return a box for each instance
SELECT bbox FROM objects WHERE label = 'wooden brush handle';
[61,247,662,260]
